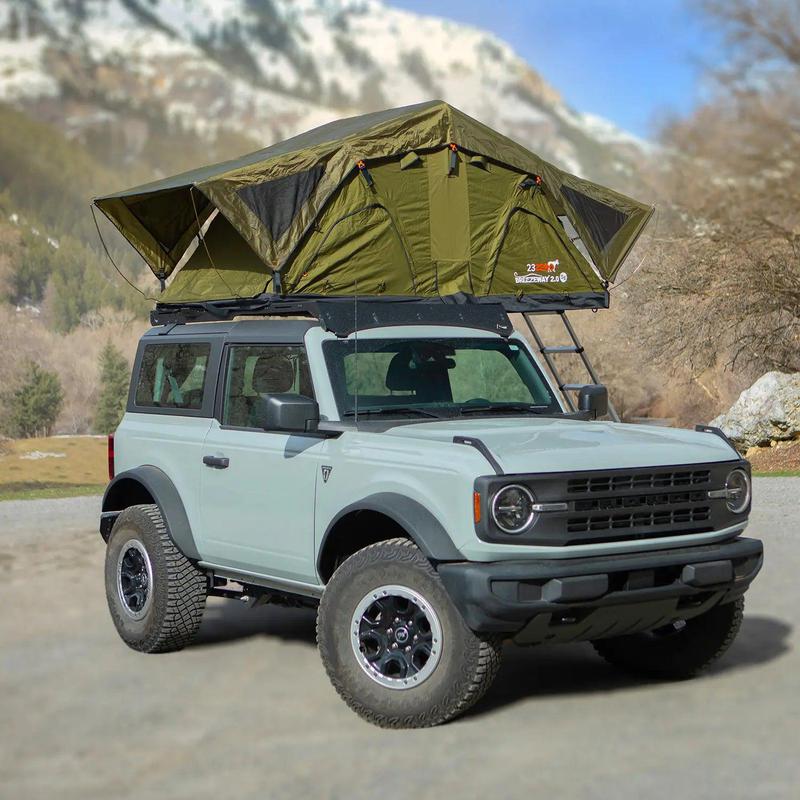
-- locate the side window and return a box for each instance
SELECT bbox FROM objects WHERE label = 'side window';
[134,343,211,410]
[223,345,314,428]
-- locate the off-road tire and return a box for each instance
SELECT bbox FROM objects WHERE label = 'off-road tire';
[592,597,745,680]
[317,538,502,728]
[105,504,207,653]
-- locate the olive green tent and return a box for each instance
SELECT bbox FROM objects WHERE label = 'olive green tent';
[94,100,652,311]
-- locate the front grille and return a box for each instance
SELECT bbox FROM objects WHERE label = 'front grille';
[567,505,711,536]
[563,468,717,545]
[573,490,708,513]
[567,469,711,494]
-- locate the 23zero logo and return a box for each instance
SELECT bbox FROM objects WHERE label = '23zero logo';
[527,259,560,273]
[514,258,568,285]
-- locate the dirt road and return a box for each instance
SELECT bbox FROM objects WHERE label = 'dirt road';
[1,480,798,799]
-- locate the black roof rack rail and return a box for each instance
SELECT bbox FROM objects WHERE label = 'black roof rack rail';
[316,300,513,338]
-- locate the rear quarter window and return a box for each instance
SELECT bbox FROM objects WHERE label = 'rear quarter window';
[134,342,211,410]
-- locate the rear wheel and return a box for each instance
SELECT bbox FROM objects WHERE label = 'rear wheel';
[105,504,207,653]
[592,598,744,679]
[317,538,502,728]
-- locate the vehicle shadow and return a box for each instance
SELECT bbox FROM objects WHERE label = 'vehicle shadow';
[467,615,792,719]
[189,605,792,703]
[191,599,318,648]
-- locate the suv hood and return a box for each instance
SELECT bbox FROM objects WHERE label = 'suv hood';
[381,417,739,474]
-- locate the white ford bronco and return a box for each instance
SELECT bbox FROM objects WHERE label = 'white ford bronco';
[100,302,763,728]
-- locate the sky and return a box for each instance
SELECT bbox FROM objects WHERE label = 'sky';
[390,0,722,138]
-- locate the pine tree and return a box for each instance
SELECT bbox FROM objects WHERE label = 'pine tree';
[94,343,130,434]
[5,362,64,438]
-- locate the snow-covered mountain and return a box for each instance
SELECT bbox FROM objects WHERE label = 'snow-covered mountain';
[0,0,646,183]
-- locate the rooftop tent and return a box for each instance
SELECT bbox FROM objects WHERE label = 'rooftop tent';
[93,100,653,310]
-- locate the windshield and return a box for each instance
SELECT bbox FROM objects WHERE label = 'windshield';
[323,337,561,419]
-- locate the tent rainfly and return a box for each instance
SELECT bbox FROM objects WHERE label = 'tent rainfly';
[93,100,653,312]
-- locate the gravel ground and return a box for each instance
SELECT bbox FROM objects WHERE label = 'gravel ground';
[0,480,798,800]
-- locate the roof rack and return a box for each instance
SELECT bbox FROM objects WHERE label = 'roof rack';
[149,291,609,327]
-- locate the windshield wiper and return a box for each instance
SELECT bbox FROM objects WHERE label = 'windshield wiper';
[457,403,551,415]
[343,406,444,419]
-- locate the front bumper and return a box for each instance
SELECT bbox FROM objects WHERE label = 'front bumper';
[437,536,763,643]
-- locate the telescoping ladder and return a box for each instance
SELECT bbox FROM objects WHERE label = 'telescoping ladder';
[523,311,620,423]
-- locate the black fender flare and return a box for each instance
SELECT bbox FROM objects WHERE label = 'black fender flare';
[101,466,200,561]
[318,492,463,572]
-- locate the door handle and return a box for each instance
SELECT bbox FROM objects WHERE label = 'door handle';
[203,455,230,469]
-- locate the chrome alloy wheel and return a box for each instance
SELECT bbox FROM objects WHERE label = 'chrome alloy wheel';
[350,585,443,690]
[116,539,154,620]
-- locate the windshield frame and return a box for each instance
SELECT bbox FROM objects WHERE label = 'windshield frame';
[322,334,564,421]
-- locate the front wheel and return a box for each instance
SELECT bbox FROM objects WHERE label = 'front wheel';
[592,597,745,679]
[317,538,502,728]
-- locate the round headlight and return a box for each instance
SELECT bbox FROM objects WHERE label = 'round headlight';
[491,484,535,534]
[725,469,751,514]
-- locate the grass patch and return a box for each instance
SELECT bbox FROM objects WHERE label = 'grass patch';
[0,483,106,501]
[746,440,800,476]
[0,436,107,501]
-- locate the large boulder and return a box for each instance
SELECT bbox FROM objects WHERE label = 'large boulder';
[710,372,800,448]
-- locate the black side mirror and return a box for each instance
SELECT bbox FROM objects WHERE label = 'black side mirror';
[259,393,320,432]
[578,384,609,420]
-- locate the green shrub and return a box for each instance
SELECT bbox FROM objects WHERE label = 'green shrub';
[4,362,64,438]
[94,343,130,434]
